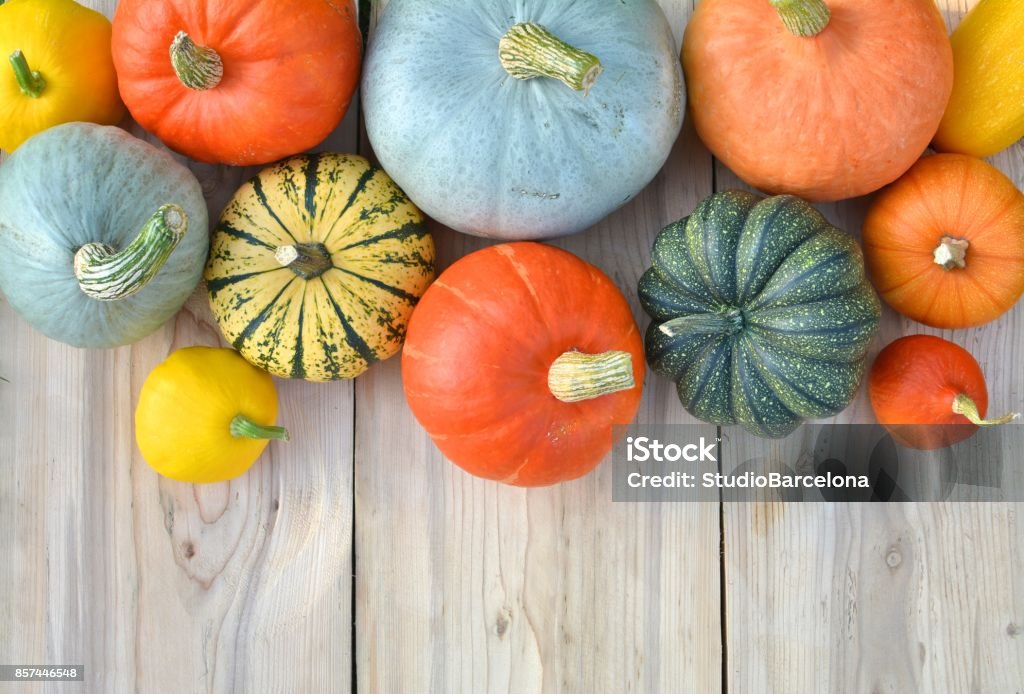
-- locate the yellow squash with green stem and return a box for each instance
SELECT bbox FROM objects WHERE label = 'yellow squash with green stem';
[135,347,288,484]
[0,0,124,152]
[933,0,1024,157]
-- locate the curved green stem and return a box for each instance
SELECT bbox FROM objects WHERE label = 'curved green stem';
[275,243,333,280]
[952,394,1019,427]
[170,31,223,91]
[498,23,602,93]
[770,0,831,37]
[74,204,187,302]
[230,415,289,441]
[934,236,969,270]
[9,50,46,98]
[659,309,744,338]
[548,350,635,403]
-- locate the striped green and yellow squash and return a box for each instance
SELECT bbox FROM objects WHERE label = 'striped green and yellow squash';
[639,191,881,438]
[205,154,435,381]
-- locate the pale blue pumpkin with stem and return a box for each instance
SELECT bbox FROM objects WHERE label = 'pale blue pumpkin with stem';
[0,123,209,348]
[362,0,685,240]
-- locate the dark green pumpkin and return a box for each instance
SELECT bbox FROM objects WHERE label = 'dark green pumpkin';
[639,191,881,438]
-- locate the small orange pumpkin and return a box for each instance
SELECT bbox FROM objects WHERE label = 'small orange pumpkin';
[869,335,1018,450]
[863,154,1024,329]
[682,0,954,202]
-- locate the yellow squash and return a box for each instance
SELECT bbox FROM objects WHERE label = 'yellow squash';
[205,153,435,382]
[933,0,1024,157]
[135,347,288,484]
[0,0,124,152]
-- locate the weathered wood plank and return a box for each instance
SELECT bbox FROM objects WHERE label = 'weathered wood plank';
[0,2,359,691]
[721,1,1024,691]
[354,2,722,692]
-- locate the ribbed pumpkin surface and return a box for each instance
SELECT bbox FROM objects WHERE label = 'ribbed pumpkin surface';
[640,191,880,438]
[205,154,435,381]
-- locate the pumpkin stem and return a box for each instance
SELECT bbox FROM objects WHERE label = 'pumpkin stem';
[9,50,46,98]
[548,350,635,403]
[770,0,831,37]
[659,309,744,338]
[275,243,333,280]
[952,394,1019,427]
[230,415,290,442]
[170,31,224,91]
[74,204,187,302]
[499,23,602,94]
[933,236,969,270]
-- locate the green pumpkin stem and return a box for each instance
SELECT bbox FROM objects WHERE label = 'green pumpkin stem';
[770,0,831,37]
[170,31,224,91]
[275,243,333,280]
[9,50,46,98]
[952,394,1019,427]
[659,309,744,338]
[74,204,187,302]
[548,350,635,403]
[498,22,602,93]
[230,415,290,441]
[934,236,969,270]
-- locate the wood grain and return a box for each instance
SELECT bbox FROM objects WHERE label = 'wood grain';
[354,2,722,692]
[0,2,358,692]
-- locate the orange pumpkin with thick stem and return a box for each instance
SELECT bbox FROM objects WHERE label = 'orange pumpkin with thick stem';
[111,0,361,166]
[682,0,953,202]
[402,243,645,487]
[863,154,1024,329]
[868,335,1018,450]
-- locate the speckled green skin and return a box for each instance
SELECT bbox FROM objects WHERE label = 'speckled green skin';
[639,191,880,438]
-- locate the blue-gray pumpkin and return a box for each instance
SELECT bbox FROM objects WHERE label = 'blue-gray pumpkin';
[0,123,209,348]
[362,0,684,240]
[639,191,881,438]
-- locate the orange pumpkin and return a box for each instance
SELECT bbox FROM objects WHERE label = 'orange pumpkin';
[869,335,1018,450]
[402,243,644,487]
[682,0,954,202]
[111,0,361,165]
[863,154,1024,329]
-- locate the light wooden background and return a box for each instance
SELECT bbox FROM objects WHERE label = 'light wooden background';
[1,1,1022,692]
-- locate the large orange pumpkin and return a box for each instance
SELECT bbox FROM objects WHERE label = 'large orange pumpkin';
[682,0,954,202]
[402,243,645,487]
[111,0,361,166]
[863,154,1024,329]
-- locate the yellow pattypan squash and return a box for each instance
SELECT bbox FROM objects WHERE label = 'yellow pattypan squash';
[135,347,289,484]
[0,0,124,152]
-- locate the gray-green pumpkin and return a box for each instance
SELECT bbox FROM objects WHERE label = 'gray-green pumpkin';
[362,0,684,240]
[639,191,881,438]
[0,123,208,348]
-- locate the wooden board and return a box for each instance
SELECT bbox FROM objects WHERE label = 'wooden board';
[353,2,721,692]
[1,0,1022,692]
[0,2,357,692]
[719,2,1024,691]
